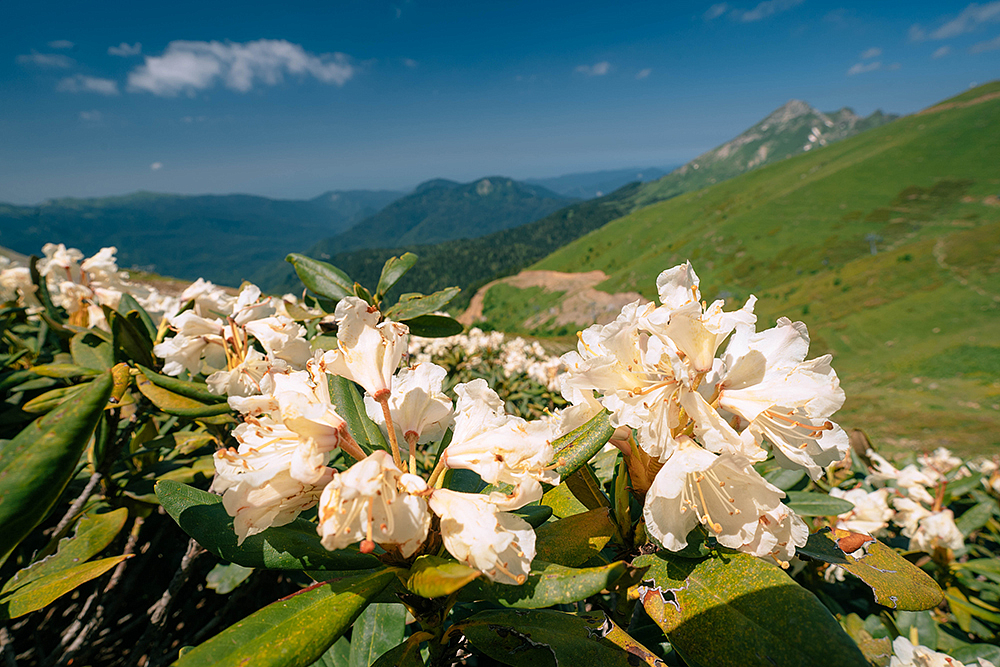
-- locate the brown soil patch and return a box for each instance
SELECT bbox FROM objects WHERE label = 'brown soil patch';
[459,269,648,329]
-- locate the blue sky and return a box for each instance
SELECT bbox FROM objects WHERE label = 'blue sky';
[2,1,998,204]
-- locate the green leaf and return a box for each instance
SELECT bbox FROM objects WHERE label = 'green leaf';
[0,555,128,620]
[565,464,611,510]
[1,506,127,595]
[70,330,113,371]
[384,287,460,321]
[136,365,226,403]
[156,480,381,571]
[550,409,615,479]
[460,609,652,667]
[541,482,590,518]
[348,602,407,667]
[764,468,807,491]
[370,638,425,667]
[107,307,156,367]
[117,292,157,340]
[956,501,995,536]
[467,560,628,609]
[511,504,552,528]
[376,253,418,299]
[951,644,1000,666]
[0,372,112,562]
[784,491,855,517]
[22,383,88,414]
[28,363,100,378]
[327,375,388,456]
[206,563,254,594]
[176,569,396,667]
[400,314,463,338]
[955,558,1000,583]
[801,529,944,611]
[534,508,617,567]
[309,637,351,667]
[135,374,232,417]
[945,472,983,501]
[147,431,217,455]
[894,610,938,649]
[354,282,375,306]
[635,550,868,667]
[405,555,480,598]
[287,254,355,302]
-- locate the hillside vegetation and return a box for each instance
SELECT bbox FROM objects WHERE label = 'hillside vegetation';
[489,82,1000,454]
[0,189,401,286]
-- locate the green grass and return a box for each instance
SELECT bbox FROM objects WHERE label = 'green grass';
[480,284,572,336]
[517,81,1000,455]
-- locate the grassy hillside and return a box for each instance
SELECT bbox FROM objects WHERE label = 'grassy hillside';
[499,81,1000,454]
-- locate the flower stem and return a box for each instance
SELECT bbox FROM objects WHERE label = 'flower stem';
[339,430,366,462]
[405,432,419,475]
[377,396,403,468]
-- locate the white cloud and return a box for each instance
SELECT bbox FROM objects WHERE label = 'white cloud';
[636,68,652,79]
[932,45,951,58]
[109,42,142,57]
[575,61,611,76]
[860,47,882,59]
[911,2,1000,41]
[732,0,803,22]
[971,33,1000,51]
[847,61,882,76]
[402,58,418,68]
[16,51,74,68]
[48,40,74,49]
[127,39,354,96]
[57,75,120,95]
[79,110,102,122]
[704,3,728,20]
[150,162,163,171]
[887,62,901,70]
[932,2,1000,39]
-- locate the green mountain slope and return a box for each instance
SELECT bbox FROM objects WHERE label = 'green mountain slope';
[308,177,574,257]
[507,81,1000,454]
[525,166,675,199]
[0,189,402,286]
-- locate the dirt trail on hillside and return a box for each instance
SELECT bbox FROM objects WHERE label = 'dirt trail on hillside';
[917,90,1000,115]
[459,270,648,329]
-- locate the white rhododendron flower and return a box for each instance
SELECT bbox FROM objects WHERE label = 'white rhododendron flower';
[364,362,454,445]
[320,296,408,399]
[642,438,791,553]
[443,379,560,509]
[918,447,963,475]
[219,468,333,546]
[910,509,965,553]
[244,316,313,368]
[428,488,536,585]
[317,451,430,557]
[892,496,933,538]
[889,636,975,667]
[829,487,894,536]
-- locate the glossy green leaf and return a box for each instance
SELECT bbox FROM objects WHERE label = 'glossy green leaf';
[400,314,463,338]
[136,365,226,403]
[534,508,617,567]
[176,569,396,667]
[405,555,481,598]
[70,330,113,371]
[0,555,129,620]
[635,550,868,667]
[287,253,355,301]
[893,610,938,649]
[512,504,552,528]
[107,307,155,367]
[550,409,615,479]
[348,602,407,667]
[147,431,217,455]
[956,501,995,536]
[205,563,254,594]
[801,529,944,611]
[28,363,100,378]
[460,609,651,667]
[328,375,388,456]
[541,482,590,518]
[370,638,425,667]
[354,282,375,306]
[117,292,157,339]
[135,374,231,417]
[565,464,611,510]
[466,560,627,609]
[0,372,112,562]
[784,491,855,517]
[156,480,380,570]
[764,468,807,491]
[309,637,351,667]
[951,644,1000,666]
[1,506,127,596]
[383,287,460,321]
[945,472,983,501]
[376,253,418,299]
[577,611,665,667]
[22,383,88,414]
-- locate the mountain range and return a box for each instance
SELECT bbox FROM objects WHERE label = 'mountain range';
[525,166,676,199]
